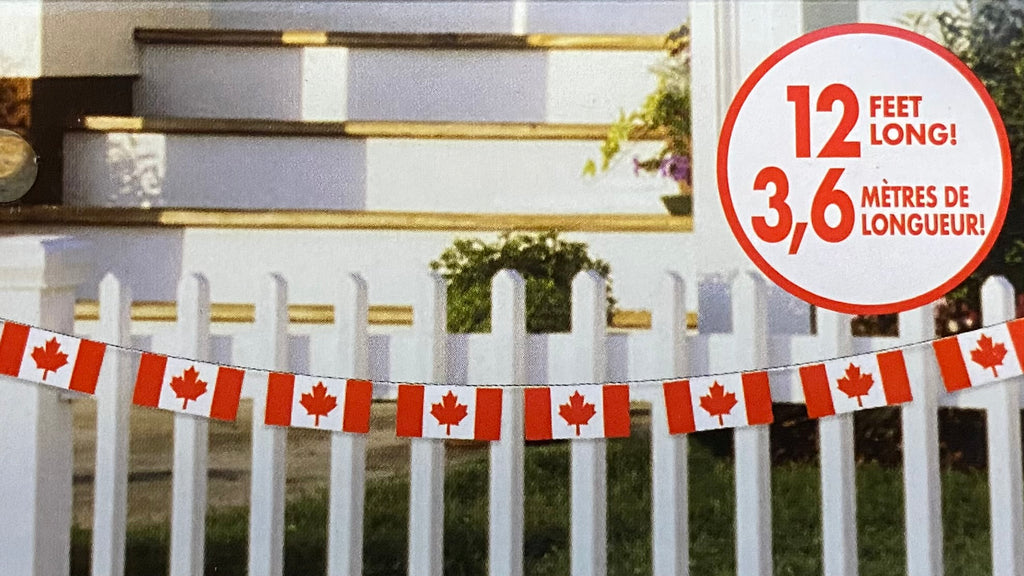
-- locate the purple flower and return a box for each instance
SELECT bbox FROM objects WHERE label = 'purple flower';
[659,154,691,184]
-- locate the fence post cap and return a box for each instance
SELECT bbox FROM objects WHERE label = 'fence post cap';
[0,235,90,289]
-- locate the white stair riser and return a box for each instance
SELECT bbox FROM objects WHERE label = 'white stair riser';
[44,226,696,312]
[64,132,678,212]
[206,1,687,34]
[135,46,660,122]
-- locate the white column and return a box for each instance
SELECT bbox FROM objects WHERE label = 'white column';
[980,277,1024,576]
[0,235,89,576]
[487,270,527,576]
[170,274,211,576]
[690,0,803,277]
[407,272,448,576]
[246,274,289,576]
[91,273,132,576]
[570,271,608,576]
[328,273,370,576]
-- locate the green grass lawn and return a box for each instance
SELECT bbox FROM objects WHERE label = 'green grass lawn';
[70,422,994,576]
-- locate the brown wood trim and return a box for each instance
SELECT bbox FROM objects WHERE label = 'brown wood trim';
[134,28,666,51]
[0,206,693,233]
[74,300,697,329]
[71,116,660,141]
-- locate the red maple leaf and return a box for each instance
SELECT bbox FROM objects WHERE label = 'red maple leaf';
[971,334,1008,377]
[699,381,738,426]
[558,391,597,436]
[31,337,69,381]
[836,363,874,407]
[169,366,208,410]
[430,390,468,435]
[299,382,337,427]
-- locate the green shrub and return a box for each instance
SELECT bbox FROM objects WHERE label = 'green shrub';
[430,232,616,333]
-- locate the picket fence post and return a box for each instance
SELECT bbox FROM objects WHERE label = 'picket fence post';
[487,270,527,576]
[900,303,943,576]
[328,273,371,576]
[246,274,290,576]
[731,271,772,576]
[92,274,133,576]
[650,272,689,576]
[980,277,1024,576]
[170,273,211,576]
[407,272,448,576]
[0,236,87,576]
[570,270,609,576]
[816,308,856,576]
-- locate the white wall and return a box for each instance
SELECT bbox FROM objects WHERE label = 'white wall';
[1,1,211,78]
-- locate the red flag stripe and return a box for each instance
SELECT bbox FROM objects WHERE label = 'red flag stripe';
[741,371,774,425]
[1009,319,1024,372]
[265,372,295,426]
[133,353,167,407]
[524,388,552,441]
[207,367,244,421]
[800,364,835,418]
[66,339,106,395]
[877,350,912,405]
[395,384,425,437]
[663,380,695,434]
[342,379,373,434]
[0,322,30,377]
[932,336,970,392]
[473,388,503,441]
[602,385,631,438]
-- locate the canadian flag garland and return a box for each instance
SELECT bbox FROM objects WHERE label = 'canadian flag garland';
[663,372,773,434]
[133,353,245,420]
[396,384,503,441]
[265,373,373,433]
[0,322,106,394]
[524,384,630,440]
[14,317,1024,437]
[799,349,912,418]
[933,318,1024,392]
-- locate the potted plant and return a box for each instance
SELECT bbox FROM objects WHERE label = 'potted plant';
[583,23,692,215]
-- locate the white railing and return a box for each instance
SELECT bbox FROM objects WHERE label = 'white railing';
[0,235,1022,576]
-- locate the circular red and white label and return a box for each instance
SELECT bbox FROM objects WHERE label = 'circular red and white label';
[717,24,1011,315]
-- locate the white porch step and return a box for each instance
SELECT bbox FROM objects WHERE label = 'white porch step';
[64,117,680,213]
[203,1,687,35]
[133,29,664,123]
[0,207,694,313]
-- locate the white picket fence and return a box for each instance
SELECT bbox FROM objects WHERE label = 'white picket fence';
[0,235,1022,576]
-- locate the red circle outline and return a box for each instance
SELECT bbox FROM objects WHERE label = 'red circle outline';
[716,23,1012,315]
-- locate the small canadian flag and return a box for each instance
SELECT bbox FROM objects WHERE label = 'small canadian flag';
[265,373,373,433]
[933,320,1024,392]
[799,349,912,418]
[663,372,773,434]
[396,385,503,441]
[133,353,245,420]
[0,322,106,394]
[524,384,630,440]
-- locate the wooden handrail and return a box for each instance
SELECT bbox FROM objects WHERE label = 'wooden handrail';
[72,116,662,141]
[134,28,666,51]
[0,206,692,233]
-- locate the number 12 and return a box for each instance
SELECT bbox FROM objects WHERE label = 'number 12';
[787,84,861,158]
